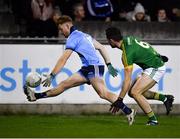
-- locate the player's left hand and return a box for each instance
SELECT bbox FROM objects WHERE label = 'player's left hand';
[109,97,123,114]
[107,63,118,77]
[42,73,54,87]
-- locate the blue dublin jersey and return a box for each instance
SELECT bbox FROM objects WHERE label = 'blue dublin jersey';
[65,29,104,67]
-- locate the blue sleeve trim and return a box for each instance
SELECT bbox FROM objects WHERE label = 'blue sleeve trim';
[65,48,74,51]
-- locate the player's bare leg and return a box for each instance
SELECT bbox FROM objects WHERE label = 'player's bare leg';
[90,77,136,125]
[46,73,87,97]
[90,77,117,103]
[143,91,174,115]
[130,77,174,115]
[129,73,158,125]
[24,73,87,101]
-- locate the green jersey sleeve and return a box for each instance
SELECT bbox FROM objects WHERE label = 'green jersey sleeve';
[121,37,134,68]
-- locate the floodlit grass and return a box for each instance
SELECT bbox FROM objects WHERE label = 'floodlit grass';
[0,114,180,138]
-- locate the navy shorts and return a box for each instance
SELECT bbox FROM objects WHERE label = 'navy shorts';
[78,65,104,83]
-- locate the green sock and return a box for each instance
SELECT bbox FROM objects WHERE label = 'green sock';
[154,93,166,102]
[147,111,157,121]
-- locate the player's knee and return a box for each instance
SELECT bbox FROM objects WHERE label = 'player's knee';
[129,88,139,98]
[128,89,133,98]
[98,90,107,99]
[99,92,106,99]
[60,80,68,91]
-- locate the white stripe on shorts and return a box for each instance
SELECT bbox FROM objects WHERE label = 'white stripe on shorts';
[94,65,99,77]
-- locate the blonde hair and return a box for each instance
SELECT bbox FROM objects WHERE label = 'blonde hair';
[56,15,73,25]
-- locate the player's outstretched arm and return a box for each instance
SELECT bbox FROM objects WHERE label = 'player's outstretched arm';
[42,49,73,87]
[93,39,111,64]
[51,49,73,75]
[93,39,118,77]
[110,66,133,113]
[118,66,133,98]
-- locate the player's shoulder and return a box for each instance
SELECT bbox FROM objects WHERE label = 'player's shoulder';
[71,30,90,40]
[68,30,82,39]
[66,30,82,43]
[123,36,134,45]
[123,36,141,45]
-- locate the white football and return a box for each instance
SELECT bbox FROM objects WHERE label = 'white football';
[26,72,42,88]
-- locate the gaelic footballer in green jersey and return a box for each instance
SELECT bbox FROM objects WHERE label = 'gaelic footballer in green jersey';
[106,27,174,126]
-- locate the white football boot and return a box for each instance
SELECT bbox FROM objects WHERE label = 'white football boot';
[126,109,136,125]
[23,85,36,102]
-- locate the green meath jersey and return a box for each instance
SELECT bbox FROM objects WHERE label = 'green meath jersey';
[121,36,164,70]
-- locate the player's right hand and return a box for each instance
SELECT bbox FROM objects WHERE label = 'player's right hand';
[109,97,123,114]
[42,73,54,87]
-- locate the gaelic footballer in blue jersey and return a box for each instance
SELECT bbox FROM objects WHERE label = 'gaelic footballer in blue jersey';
[23,15,136,125]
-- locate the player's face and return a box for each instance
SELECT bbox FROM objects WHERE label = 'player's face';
[58,23,70,38]
[108,39,116,48]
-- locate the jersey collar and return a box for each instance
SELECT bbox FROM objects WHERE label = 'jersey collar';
[70,26,77,34]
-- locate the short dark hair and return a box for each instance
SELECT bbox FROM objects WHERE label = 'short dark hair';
[105,27,123,41]
[57,15,73,25]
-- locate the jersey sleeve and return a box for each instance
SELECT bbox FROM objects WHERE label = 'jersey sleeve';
[122,53,133,69]
[65,38,77,50]
[121,39,134,69]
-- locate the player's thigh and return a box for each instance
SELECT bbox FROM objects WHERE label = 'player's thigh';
[131,73,156,95]
[90,77,107,95]
[57,72,88,89]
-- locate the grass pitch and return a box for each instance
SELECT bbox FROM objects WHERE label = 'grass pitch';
[0,114,180,138]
